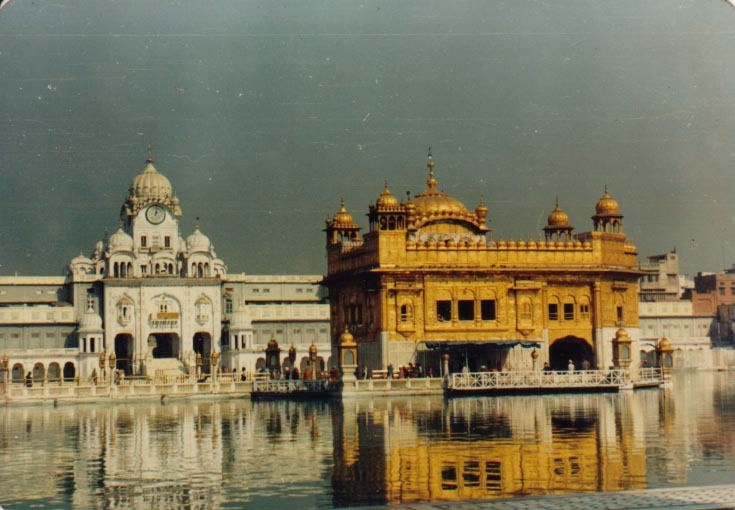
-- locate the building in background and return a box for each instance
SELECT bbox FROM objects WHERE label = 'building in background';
[324,154,641,375]
[0,152,329,384]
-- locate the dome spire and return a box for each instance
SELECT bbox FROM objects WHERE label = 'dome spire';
[426,147,437,189]
[146,144,154,163]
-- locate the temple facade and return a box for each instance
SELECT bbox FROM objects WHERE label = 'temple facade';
[324,154,641,375]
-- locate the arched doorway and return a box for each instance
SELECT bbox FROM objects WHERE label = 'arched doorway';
[33,362,45,381]
[48,362,61,382]
[150,333,180,359]
[193,332,212,373]
[115,333,134,375]
[63,362,76,381]
[11,363,24,383]
[549,336,594,371]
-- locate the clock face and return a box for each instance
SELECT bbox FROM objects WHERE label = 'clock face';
[146,205,166,225]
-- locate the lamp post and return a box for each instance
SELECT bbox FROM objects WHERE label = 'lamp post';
[531,348,539,371]
[211,351,219,381]
[309,343,318,381]
[109,353,116,384]
[1,354,8,385]
[99,352,106,383]
[196,352,203,380]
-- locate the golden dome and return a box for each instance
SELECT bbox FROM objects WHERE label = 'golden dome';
[409,155,469,216]
[475,199,488,219]
[339,328,356,347]
[595,185,620,215]
[309,343,318,355]
[130,159,173,204]
[615,327,631,342]
[547,198,570,227]
[658,337,672,350]
[376,181,399,208]
[332,198,355,226]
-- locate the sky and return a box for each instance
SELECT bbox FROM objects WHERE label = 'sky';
[1,0,735,277]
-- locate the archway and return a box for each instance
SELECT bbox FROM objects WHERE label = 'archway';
[114,333,134,375]
[11,363,24,383]
[193,332,212,373]
[150,333,180,359]
[549,336,594,371]
[63,362,76,381]
[47,362,61,382]
[33,362,45,381]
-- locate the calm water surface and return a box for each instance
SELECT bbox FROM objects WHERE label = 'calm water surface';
[1,371,735,509]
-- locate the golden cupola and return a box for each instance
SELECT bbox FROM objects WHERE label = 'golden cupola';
[405,153,489,233]
[332,198,357,227]
[410,155,470,217]
[544,198,574,242]
[376,181,399,209]
[592,185,624,234]
[325,198,361,245]
[595,185,620,215]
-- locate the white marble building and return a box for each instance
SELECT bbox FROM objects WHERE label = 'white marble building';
[0,152,330,384]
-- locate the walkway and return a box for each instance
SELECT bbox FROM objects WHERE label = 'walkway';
[351,485,735,510]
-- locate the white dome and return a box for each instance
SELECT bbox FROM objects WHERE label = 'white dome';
[78,306,103,332]
[71,253,92,265]
[186,226,211,253]
[109,227,134,252]
[129,161,173,203]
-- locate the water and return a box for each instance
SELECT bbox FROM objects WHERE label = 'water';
[1,371,735,509]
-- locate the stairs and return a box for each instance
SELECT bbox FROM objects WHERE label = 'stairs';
[147,358,189,378]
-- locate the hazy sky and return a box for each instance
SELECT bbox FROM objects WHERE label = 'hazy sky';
[1,0,734,277]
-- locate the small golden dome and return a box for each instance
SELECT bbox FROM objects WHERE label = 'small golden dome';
[615,328,631,342]
[376,181,399,208]
[267,336,279,350]
[332,198,355,226]
[658,337,672,350]
[547,198,570,227]
[339,328,356,346]
[475,199,488,219]
[595,185,620,215]
[289,344,296,355]
[309,343,318,355]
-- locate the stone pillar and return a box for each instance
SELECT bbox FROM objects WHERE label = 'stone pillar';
[442,353,450,379]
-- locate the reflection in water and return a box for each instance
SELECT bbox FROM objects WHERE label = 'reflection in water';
[1,372,735,509]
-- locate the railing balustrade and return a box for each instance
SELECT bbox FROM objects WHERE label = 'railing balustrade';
[252,378,329,394]
[448,369,629,391]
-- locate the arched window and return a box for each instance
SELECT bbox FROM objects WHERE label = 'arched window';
[388,216,396,230]
[114,262,119,278]
[400,303,414,323]
[397,217,405,229]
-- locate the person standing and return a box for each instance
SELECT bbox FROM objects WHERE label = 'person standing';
[567,360,575,372]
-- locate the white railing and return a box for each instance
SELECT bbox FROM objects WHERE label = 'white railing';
[448,369,628,391]
[252,378,329,394]
[637,367,663,383]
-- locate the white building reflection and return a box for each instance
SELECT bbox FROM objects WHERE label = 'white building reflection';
[1,374,735,508]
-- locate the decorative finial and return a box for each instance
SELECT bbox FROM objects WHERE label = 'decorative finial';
[555,195,560,208]
[195,216,200,230]
[384,180,389,190]
[426,147,437,188]
[604,184,609,195]
[340,197,345,209]
[146,144,153,163]
[117,221,122,229]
